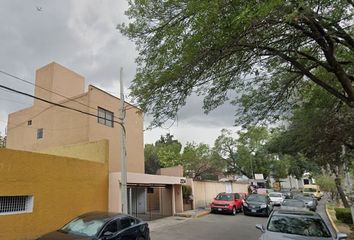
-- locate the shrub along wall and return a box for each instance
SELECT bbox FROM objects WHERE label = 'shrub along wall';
[335,208,353,224]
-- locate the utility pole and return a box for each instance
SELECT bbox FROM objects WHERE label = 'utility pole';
[119,67,128,214]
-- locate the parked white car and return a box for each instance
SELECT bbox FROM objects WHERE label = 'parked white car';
[268,192,285,206]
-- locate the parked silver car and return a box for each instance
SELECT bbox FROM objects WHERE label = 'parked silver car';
[256,210,347,240]
[280,199,308,211]
[294,194,317,211]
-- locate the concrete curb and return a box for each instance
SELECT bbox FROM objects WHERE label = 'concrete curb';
[195,211,210,218]
[325,203,339,233]
[175,210,210,218]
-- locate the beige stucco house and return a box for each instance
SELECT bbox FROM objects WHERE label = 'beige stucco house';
[7,62,144,173]
[6,62,185,218]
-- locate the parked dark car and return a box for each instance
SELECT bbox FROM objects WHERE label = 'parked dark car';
[36,212,150,240]
[243,194,273,217]
[256,210,347,239]
[210,192,244,215]
[294,194,317,211]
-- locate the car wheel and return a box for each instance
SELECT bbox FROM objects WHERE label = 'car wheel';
[232,207,237,215]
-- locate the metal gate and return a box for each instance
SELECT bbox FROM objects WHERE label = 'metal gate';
[127,185,172,221]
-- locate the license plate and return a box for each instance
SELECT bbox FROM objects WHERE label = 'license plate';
[251,209,256,213]
[218,208,222,211]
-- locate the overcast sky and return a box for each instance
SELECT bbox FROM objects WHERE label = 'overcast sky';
[0,0,240,147]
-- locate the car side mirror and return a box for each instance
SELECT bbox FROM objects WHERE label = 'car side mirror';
[255,224,265,233]
[337,232,348,240]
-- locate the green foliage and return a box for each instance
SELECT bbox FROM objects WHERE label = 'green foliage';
[120,0,354,127]
[145,134,223,180]
[181,142,224,180]
[155,134,183,168]
[213,126,291,179]
[335,208,353,225]
[182,185,192,199]
[144,144,160,174]
[271,158,289,181]
[268,84,354,171]
[315,174,337,193]
[0,133,6,148]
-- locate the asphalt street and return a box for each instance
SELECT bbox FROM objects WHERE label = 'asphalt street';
[151,198,333,240]
[151,212,268,240]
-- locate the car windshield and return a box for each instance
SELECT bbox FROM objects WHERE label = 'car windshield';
[269,193,282,198]
[247,195,266,202]
[282,200,305,208]
[60,217,106,237]
[215,194,233,201]
[267,215,331,237]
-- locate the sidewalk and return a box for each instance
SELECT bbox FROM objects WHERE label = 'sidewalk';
[148,208,210,232]
[325,201,354,239]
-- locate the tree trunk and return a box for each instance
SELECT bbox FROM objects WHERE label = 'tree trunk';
[335,176,350,208]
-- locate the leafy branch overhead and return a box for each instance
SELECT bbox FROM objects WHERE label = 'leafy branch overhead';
[120,0,354,127]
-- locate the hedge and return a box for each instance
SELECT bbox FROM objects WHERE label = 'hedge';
[335,208,353,224]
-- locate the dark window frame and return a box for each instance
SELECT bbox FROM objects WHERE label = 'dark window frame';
[37,128,43,139]
[97,107,114,128]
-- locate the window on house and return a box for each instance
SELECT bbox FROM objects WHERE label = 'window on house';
[37,128,43,139]
[27,120,32,126]
[97,107,114,127]
[0,196,34,215]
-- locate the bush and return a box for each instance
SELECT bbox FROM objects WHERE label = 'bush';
[182,185,192,200]
[335,208,353,224]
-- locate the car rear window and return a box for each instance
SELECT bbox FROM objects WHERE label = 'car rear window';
[267,215,331,237]
[246,195,266,202]
[215,194,233,201]
[269,193,282,197]
[282,200,305,208]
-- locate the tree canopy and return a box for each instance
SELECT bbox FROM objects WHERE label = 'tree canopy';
[0,133,6,148]
[120,0,354,127]
[144,134,224,179]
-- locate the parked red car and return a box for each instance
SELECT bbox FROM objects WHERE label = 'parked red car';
[210,192,244,215]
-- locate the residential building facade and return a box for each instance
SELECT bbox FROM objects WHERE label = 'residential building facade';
[6,62,144,173]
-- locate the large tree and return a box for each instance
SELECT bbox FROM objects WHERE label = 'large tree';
[269,84,354,207]
[181,142,224,180]
[120,0,354,127]
[144,144,160,174]
[214,127,274,178]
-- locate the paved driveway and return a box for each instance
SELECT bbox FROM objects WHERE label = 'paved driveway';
[151,212,268,240]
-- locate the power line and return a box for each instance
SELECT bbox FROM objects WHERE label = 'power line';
[0,83,125,131]
[0,69,137,118]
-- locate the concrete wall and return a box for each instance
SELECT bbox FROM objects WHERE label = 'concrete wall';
[34,62,85,106]
[0,148,108,240]
[174,185,183,213]
[87,85,144,173]
[232,182,249,194]
[41,139,109,164]
[7,94,90,151]
[269,176,304,189]
[147,189,160,211]
[159,165,184,177]
[160,188,172,216]
[190,180,249,209]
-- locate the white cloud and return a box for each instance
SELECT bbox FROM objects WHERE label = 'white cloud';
[0,0,242,146]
